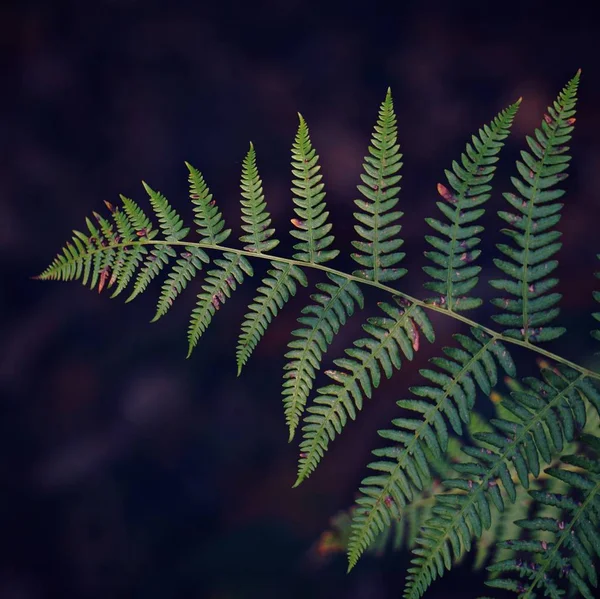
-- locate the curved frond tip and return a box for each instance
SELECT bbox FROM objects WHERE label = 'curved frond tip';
[490,70,581,343]
[290,114,339,264]
[351,88,407,283]
[424,99,521,311]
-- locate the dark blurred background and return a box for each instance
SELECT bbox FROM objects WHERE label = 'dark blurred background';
[2,1,600,597]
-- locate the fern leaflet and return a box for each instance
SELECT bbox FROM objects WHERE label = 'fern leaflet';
[283,273,364,441]
[404,364,600,599]
[187,253,253,357]
[490,70,580,343]
[295,300,435,486]
[424,100,520,311]
[351,88,406,283]
[487,433,600,599]
[151,247,209,322]
[239,142,279,253]
[290,114,339,264]
[347,327,515,570]
[236,261,307,373]
[235,144,308,372]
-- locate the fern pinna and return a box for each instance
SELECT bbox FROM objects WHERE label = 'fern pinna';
[39,70,600,598]
[487,433,600,599]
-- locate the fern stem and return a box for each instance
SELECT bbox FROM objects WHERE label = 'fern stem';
[43,238,600,383]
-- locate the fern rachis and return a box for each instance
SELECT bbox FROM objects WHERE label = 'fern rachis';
[39,71,600,598]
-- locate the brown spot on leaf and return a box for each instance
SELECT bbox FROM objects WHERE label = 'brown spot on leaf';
[437,183,457,204]
[409,319,420,351]
[104,200,117,213]
[98,267,110,293]
[291,218,306,229]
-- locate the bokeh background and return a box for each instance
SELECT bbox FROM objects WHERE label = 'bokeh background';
[2,1,600,597]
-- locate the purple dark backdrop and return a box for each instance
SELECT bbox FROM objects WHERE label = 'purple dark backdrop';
[2,1,600,597]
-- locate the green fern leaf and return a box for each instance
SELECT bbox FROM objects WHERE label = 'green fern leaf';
[347,327,514,571]
[283,273,364,441]
[320,410,493,561]
[108,195,159,296]
[290,114,339,264]
[36,195,157,296]
[351,88,406,283]
[487,433,600,599]
[126,245,177,303]
[295,301,435,487]
[142,181,189,241]
[403,363,599,599]
[187,253,253,357]
[490,71,581,343]
[125,184,191,303]
[186,162,232,245]
[236,262,307,374]
[107,202,148,297]
[424,100,521,311]
[239,142,279,253]
[151,246,209,322]
[235,144,310,372]
[37,221,99,285]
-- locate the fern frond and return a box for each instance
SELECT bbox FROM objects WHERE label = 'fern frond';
[239,143,279,253]
[283,274,364,441]
[317,485,439,560]
[234,144,308,372]
[486,433,600,599]
[351,88,406,283]
[108,201,150,297]
[151,247,209,322]
[474,483,532,571]
[187,253,253,357]
[126,183,190,303]
[290,114,339,264]
[403,363,599,599]
[475,387,581,573]
[126,245,177,303]
[295,300,435,487]
[186,161,232,245]
[347,327,515,570]
[424,100,521,311]
[318,412,489,560]
[236,262,307,374]
[490,71,580,343]
[37,220,104,285]
[142,181,190,241]
[37,194,161,299]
